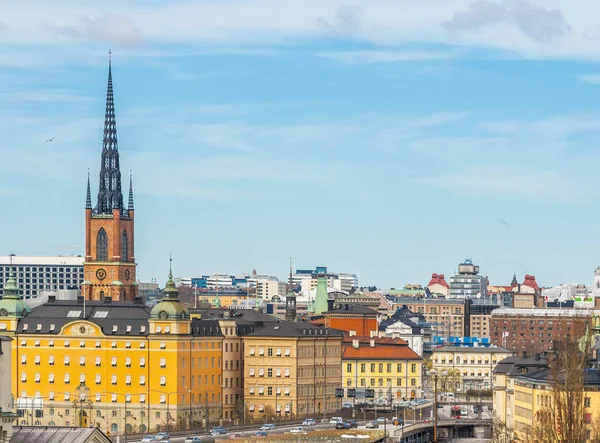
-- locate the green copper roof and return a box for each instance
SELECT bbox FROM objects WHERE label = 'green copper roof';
[0,269,31,318]
[150,257,189,320]
[313,276,329,315]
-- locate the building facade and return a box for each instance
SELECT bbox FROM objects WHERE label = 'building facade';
[391,298,467,339]
[342,336,423,402]
[431,346,514,392]
[0,256,84,300]
[243,323,342,421]
[0,336,13,443]
[449,260,487,299]
[83,58,137,302]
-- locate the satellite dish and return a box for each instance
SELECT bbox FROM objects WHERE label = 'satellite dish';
[476,292,481,299]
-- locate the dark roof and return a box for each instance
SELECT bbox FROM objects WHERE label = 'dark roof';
[379,306,424,334]
[189,319,224,336]
[324,305,378,315]
[11,426,111,443]
[17,300,151,336]
[493,355,548,375]
[247,321,343,338]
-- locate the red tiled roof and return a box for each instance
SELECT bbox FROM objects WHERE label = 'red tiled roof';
[427,273,449,289]
[342,345,422,361]
[522,274,539,290]
[342,335,408,346]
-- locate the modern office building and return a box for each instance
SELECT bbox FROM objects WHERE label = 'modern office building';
[449,259,487,299]
[0,256,84,300]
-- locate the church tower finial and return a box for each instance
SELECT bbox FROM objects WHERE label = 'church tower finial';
[285,256,297,322]
[128,170,134,211]
[86,169,92,209]
[96,50,124,214]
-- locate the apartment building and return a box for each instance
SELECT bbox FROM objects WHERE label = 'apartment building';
[391,297,466,338]
[243,323,342,420]
[342,336,423,402]
[431,346,514,392]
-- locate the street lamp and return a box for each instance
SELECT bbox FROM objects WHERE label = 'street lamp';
[102,391,130,442]
[148,390,177,436]
[430,369,438,443]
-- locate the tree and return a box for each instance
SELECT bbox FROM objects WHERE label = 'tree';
[524,320,594,443]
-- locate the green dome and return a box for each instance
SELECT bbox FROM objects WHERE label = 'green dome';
[150,261,189,320]
[0,271,31,318]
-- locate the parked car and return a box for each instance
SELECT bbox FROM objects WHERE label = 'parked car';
[185,437,203,443]
[155,433,170,441]
[302,418,316,426]
[365,421,379,429]
[142,436,157,443]
[260,424,276,431]
[329,417,343,424]
[254,431,267,437]
[290,427,305,434]
[210,427,227,436]
[336,422,351,430]
[376,417,390,423]
[342,402,353,408]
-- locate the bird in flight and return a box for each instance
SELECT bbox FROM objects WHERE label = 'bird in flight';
[45,137,55,143]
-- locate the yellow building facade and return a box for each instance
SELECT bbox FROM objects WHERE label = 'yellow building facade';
[243,323,342,421]
[342,337,423,401]
[0,270,223,435]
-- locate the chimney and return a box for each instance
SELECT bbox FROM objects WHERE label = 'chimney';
[369,330,377,338]
[327,299,334,311]
[378,331,384,338]
[370,339,375,348]
[48,295,56,303]
[352,339,359,349]
[349,330,356,337]
[133,296,143,305]
[104,296,112,304]
[535,353,540,361]
[521,351,527,358]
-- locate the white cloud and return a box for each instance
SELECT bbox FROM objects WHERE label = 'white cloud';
[314,49,460,64]
[1,0,600,61]
[577,75,600,84]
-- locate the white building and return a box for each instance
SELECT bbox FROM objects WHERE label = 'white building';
[542,283,591,303]
[255,275,283,302]
[0,256,84,300]
[0,336,13,443]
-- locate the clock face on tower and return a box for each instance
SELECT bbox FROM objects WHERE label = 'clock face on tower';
[124,269,131,281]
[96,268,107,280]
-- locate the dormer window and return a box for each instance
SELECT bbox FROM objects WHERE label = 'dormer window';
[112,325,118,333]
[23,324,28,331]
[126,325,132,333]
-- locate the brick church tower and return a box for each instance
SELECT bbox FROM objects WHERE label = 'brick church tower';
[83,54,137,301]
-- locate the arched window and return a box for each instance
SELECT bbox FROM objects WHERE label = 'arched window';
[122,230,128,262]
[97,228,108,261]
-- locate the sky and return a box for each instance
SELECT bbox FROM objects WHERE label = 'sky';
[3,1,600,288]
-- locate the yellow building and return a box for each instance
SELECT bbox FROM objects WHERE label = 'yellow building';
[0,267,223,436]
[342,336,423,401]
[243,322,342,421]
[431,346,514,392]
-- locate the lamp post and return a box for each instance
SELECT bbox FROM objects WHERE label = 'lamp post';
[148,390,177,435]
[103,391,129,442]
[430,369,438,443]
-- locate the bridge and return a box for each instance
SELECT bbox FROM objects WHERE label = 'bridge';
[392,418,492,443]
[436,400,493,406]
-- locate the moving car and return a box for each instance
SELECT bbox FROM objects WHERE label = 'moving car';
[335,422,351,430]
[254,431,268,437]
[184,437,203,443]
[210,426,227,436]
[329,417,343,424]
[392,418,404,426]
[376,417,390,423]
[347,420,358,428]
[290,427,305,434]
[142,437,158,443]
[260,424,276,431]
[302,418,316,426]
[155,434,170,441]
[365,421,379,428]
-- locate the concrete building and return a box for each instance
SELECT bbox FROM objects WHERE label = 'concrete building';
[342,336,423,402]
[0,256,84,300]
[427,273,449,297]
[0,336,13,443]
[243,322,342,420]
[431,345,514,392]
[380,306,426,357]
[449,260,487,299]
[255,276,282,302]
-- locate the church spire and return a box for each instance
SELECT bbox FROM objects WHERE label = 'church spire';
[86,170,92,209]
[128,170,134,211]
[285,256,297,322]
[96,49,124,214]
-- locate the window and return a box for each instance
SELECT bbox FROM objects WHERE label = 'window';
[361,363,366,373]
[111,357,117,367]
[140,376,146,386]
[140,357,146,368]
[95,375,101,385]
[268,387,273,395]
[160,358,166,368]
[64,356,70,366]
[397,378,402,386]
[268,368,272,377]
[397,363,402,372]
[64,340,70,347]
[378,363,383,373]
[346,363,352,373]
[125,375,131,385]
[122,230,128,262]
[49,373,55,384]
[125,357,131,367]
[585,397,591,408]
[387,363,392,373]
[268,348,273,357]
[97,228,108,260]
[160,376,166,386]
[111,375,117,385]
[64,374,70,384]
[79,356,85,366]
[411,364,416,373]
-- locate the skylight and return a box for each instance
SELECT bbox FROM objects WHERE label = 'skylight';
[67,310,82,318]
[94,311,109,318]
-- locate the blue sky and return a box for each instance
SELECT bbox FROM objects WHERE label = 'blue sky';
[3,0,600,288]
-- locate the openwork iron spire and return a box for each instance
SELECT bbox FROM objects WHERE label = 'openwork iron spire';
[128,170,134,211]
[96,49,124,214]
[86,170,92,209]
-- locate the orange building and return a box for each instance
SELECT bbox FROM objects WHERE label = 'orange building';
[83,57,137,302]
[323,305,378,336]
